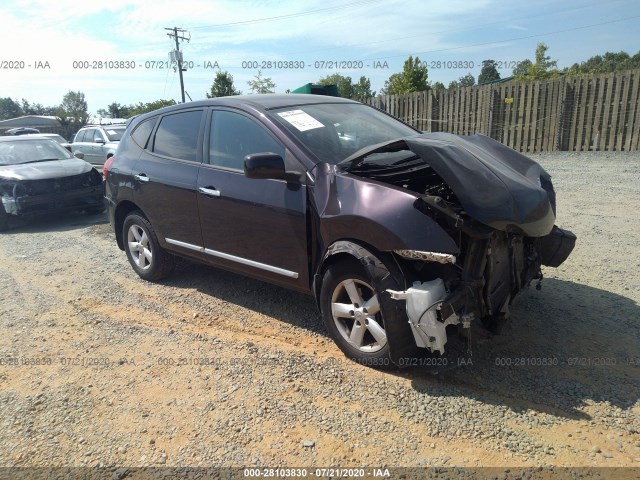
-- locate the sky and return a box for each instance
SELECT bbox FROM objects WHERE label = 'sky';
[1,0,639,114]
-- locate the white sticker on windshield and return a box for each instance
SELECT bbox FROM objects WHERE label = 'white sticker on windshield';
[277,110,324,132]
[107,130,118,135]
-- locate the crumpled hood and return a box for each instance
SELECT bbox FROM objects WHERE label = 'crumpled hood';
[404,133,555,237]
[0,158,94,181]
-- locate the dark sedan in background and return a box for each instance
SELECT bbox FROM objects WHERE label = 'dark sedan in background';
[104,95,575,366]
[0,136,104,231]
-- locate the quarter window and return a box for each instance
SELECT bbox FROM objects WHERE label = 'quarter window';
[131,117,158,149]
[152,110,203,162]
[209,110,284,170]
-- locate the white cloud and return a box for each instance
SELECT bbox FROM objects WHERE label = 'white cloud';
[1,0,637,112]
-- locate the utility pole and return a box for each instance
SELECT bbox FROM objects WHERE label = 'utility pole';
[165,27,190,103]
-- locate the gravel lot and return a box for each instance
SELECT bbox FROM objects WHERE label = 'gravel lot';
[0,153,638,474]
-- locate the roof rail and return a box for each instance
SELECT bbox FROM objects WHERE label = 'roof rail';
[85,119,128,126]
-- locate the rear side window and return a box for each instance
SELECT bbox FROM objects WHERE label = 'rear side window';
[152,110,202,162]
[131,117,158,149]
[74,130,86,143]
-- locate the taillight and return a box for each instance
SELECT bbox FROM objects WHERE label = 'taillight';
[103,156,115,180]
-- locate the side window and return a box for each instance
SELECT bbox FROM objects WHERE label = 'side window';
[81,129,94,142]
[94,130,106,142]
[74,130,86,143]
[152,110,202,162]
[131,117,158,149]
[209,110,285,170]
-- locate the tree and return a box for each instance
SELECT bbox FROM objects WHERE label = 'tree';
[458,73,475,87]
[431,81,446,91]
[512,59,532,77]
[57,90,89,126]
[566,50,640,75]
[448,74,474,89]
[316,73,374,100]
[0,97,23,120]
[478,60,501,84]
[352,76,375,101]
[514,43,560,80]
[20,99,56,116]
[381,56,429,95]
[129,100,177,117]
[318,73,354,98]
[206,71,241,98]
[247,70,276,94]
[97,102,132,118]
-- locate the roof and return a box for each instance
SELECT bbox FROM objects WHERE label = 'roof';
[147,94,358,115]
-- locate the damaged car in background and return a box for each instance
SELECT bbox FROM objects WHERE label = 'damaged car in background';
[104,95,576,366]
[0,136,104,231]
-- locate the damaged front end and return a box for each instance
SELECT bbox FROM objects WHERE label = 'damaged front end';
[346,133,576,355]
[0,169,103,219]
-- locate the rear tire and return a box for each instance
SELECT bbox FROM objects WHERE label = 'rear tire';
[123,211,175,281]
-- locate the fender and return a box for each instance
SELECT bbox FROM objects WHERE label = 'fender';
[311,163,459,257]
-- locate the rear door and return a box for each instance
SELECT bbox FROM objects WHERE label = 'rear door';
[132,108,205,260]
[196,108,309,291]
[89,129,108,164]
[72,128,94,162]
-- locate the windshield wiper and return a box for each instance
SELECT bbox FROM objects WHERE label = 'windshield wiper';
[338,139,409,170]
[17,158,62,164]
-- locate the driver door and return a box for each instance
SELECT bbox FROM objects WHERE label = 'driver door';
[196,109,309,291]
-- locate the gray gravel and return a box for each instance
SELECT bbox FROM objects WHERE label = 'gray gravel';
[0,152,638,471]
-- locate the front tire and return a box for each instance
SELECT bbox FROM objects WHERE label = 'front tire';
[123,211,175,281]
[320,259,393,365]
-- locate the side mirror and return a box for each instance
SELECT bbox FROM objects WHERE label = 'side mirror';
[74,151,85,159]
[95,138,106,144]
[244,153,286,180]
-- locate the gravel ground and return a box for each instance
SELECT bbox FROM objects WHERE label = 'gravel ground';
[0,153,638,475]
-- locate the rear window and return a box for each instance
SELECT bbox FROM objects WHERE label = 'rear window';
[152,111,202,162]
[104,127,125,142]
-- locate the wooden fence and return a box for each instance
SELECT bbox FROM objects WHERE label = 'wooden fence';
[365,69,640,152]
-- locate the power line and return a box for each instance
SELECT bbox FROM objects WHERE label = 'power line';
[359,15,640,63]
[193,14,639,70]
[188,0,385,29]
[217,0,627,59]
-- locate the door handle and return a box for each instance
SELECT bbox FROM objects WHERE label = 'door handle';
[198,186,221,197]
[134,173,150,183]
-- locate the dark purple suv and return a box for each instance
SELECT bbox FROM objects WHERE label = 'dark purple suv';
[104,95,575,366]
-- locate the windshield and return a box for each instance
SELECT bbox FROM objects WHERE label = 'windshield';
[271,103,418,164]
[104,127,125,141]
[0,139,74,166]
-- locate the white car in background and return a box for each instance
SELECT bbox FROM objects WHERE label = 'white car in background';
[71,124,126,165]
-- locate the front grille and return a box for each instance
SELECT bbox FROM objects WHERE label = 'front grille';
[24,170,101,196]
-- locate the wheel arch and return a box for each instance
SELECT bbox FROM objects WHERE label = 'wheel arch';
[313,239,402,304]
[114,201,145,250]
[314,238,419,364]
